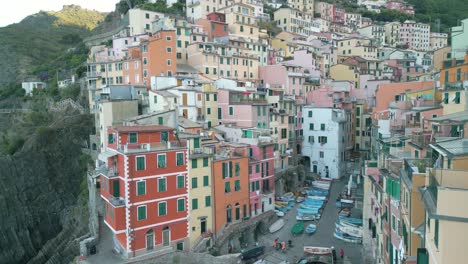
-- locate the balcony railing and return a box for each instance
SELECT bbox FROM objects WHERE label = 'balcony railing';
[109,196,125,207]
[86,71,101,78]
[190,147,213,158]
[119,141,187,153]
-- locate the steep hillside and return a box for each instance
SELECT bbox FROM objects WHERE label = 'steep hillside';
[0,98,93,264]
[407,0,468,31]
[0,5,105,85]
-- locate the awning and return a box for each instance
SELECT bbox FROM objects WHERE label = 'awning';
[98,150,118,161]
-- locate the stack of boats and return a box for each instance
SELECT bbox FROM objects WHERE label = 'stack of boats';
[275,192,296,216]
[296,179,331,221]
[333,216,363,244]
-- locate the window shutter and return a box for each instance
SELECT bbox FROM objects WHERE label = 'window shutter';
[222,163,227,178]
[229,161,233,177]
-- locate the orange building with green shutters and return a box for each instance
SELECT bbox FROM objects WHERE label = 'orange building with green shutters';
[211,144,250,235]
[99,125,189,258]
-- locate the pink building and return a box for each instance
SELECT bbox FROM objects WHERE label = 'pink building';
[314,1,334,21]
[259,63,309,96]
[334,7,345,24]
[399,21,430,51]
[217,88,269,128]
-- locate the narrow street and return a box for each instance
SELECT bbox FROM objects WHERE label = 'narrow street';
[256,174,363,264]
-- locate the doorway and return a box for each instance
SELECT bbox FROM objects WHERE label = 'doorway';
[146,229,154,250]
[162,227,170,246]
[200,219,206,234]
[313,165,317,174]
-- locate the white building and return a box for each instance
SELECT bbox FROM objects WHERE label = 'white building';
[357,24,385,46]
[302,107,347,179]
[399,20,430,51]
[429,32,448,51]
[21,81,47,96]
[127,9,165,36]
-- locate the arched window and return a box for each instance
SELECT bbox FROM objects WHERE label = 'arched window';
[235,203,241,220]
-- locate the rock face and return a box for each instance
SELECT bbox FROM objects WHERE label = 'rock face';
[0,113,92,264]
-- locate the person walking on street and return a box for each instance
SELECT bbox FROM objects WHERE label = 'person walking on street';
[331,246,337,262]
[340,248,344,259]
[281,241,286,253]
[274,238,279,249]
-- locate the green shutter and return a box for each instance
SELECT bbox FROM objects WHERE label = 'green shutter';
[177,199,185,212]
[129,133,137,143]
[159,202,167,216]
[136,157,145,171]
[235,162,240,176]
[194,138,200,148]
[229,161,233,177]
[203,175,209,186]
[229,107,233,115]
[158,178,166,192]
[108,134,114,144]
[434,220,439,247]
[158,154,166,168]
[203,157,209,167]
[222,162,227,178]
[205,196,211,207]
[192,198,198,209]
[137,181,146,195]
[235,180,240,191]
[256,164,260,173]
[177,175,185,189]
[158,116,163,125]
[248,165,252,174]
[192,177,198,189]
[225,182,231,193]
[138,206,146,220]
[192,159,198,168]
[176,153,184,166]
[255,181,260,190]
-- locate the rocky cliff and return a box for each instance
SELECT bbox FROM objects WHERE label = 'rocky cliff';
[0,110,93,264]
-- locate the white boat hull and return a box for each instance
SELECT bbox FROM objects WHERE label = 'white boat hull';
[269,219,285,233]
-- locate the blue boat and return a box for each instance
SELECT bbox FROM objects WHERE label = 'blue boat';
[305,197,325,203]
[339,216,363,226]
[298,207,320,215]
[307,189,328,196]
[300,204,322,211]
[305,224,317,235]
[302,201,324,207]
[275,205,287,213]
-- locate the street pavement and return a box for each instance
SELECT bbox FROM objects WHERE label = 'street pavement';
[256,176,363,264]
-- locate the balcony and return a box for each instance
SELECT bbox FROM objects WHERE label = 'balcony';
[109,196,126,207]
[96,165,120,178]
[413,100,441,108]
[190,147,213,158]
[389,100,412,110]
[229,95,267,105]
[409,133,432,148]
[196,115,205,121]
[86,71,101,78]
[119,141,187,153]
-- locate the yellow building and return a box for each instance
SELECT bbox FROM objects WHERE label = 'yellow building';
[420,159,468,264]
[201,82,219,128]
[441,88,466,115]
[330,64,360,88]
[273,7,315,36]
[220,3,259,40]
[186,136,214,250]
[334,38,371,57]
[186,42,259,81]
[287,0,314,14]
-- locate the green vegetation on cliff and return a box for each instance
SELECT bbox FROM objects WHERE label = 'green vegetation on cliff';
[0,5,104,85]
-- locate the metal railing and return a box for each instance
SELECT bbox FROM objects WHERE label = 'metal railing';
[119,141,187,153]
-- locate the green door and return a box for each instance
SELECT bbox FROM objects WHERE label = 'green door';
[113,180,120,198]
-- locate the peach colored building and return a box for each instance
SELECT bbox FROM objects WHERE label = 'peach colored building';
[141,30,177,86]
